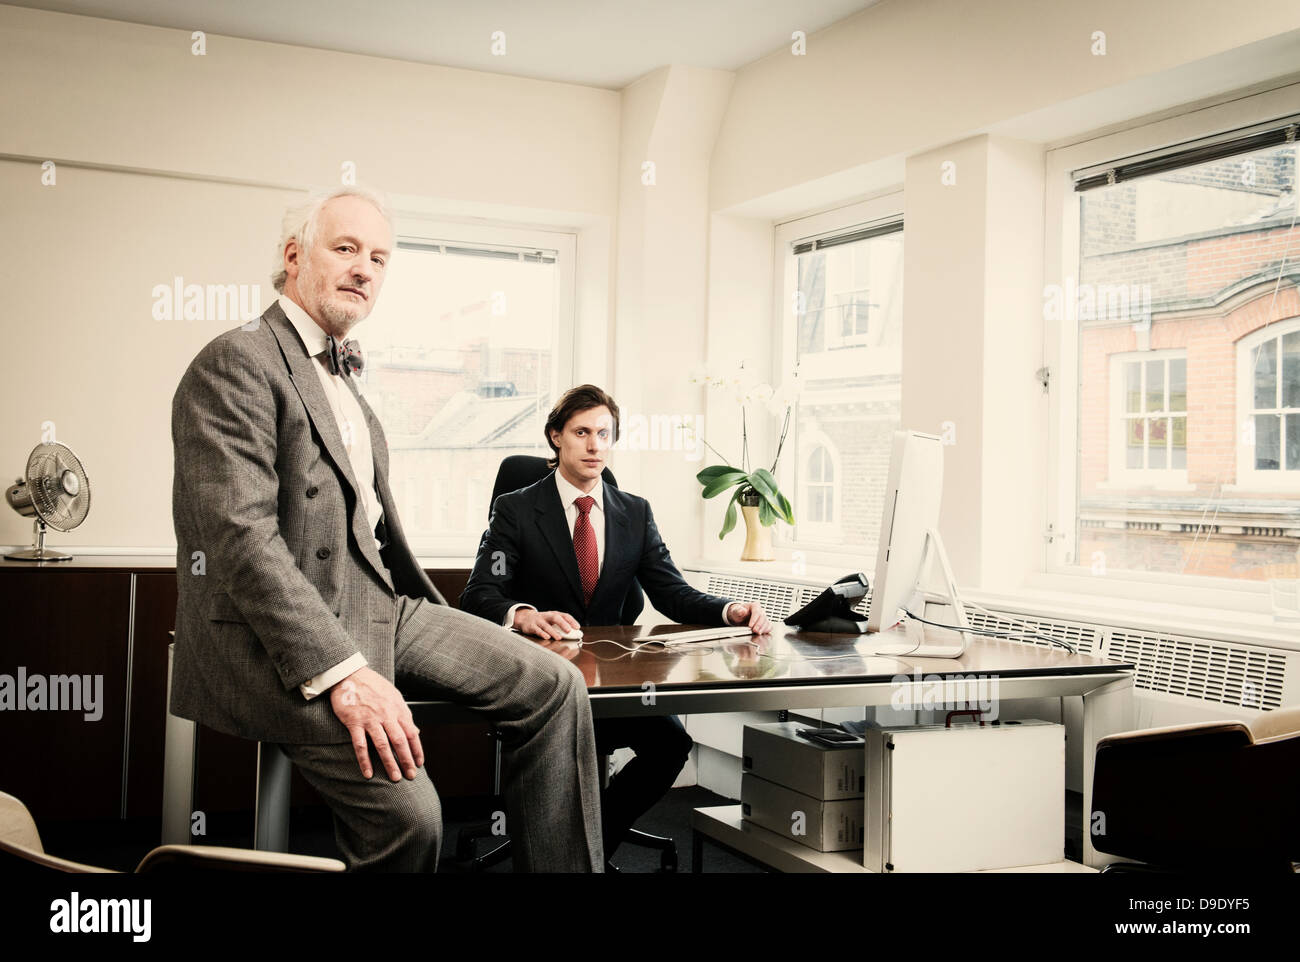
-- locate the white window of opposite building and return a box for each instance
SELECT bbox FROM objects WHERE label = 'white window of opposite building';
[1057,104,1300,594]
[1235,317,1300,491]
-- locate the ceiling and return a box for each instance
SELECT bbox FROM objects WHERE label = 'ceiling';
[4,0,880,89]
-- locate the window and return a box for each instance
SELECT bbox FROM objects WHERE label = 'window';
[1055,109,1300,588]
[1237,319,1300,486]
[805,445,835,522]
[775,196,903,560]
[358,222,574,556]
[1106,351,1188,485]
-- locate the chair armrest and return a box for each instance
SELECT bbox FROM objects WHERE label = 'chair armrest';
[135,844,346,873]
[1096,719,1252,751]
[1248,706,1300,743]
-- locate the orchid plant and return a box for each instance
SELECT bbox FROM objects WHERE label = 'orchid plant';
[689,363,799,540]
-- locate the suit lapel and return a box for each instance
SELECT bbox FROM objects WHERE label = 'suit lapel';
[265,303,392,591]
[534,477,585,610]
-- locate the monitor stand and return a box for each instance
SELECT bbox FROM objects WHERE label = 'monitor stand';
[870,528,973,657]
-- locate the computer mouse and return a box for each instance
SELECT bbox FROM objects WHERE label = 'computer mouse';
[559,628,583,641]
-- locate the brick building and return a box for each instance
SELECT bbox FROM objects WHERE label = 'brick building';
[1076,148,1300,580]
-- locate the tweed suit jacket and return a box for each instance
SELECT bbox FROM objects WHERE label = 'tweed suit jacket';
[170,300,444,745]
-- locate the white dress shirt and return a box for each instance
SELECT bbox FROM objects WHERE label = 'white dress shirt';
[278,295,376,699]
[505,471,739,627]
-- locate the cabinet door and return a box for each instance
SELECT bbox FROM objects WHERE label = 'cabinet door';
[0,570,130,821]
[125,572,177,818]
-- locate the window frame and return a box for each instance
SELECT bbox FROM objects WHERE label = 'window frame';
[772,192,904,570]
[1042,81,1300,614]
[1235,318,1300,490]
[796,433,843,542]
[1101,348,1193,491]
[375,214,578,557]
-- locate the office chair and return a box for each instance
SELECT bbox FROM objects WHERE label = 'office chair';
[0,791,344,874]
[456,454,679,872]
[1089,706,1300,872]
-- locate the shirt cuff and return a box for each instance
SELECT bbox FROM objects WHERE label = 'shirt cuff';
[723,601,743,625]
[504,603,536,629]
[300,652,368,701]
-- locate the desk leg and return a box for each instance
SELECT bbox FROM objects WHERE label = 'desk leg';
[161,644,197,847]
[1081,675,1135,869]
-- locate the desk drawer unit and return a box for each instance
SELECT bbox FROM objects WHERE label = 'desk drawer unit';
[865,720,1064,872]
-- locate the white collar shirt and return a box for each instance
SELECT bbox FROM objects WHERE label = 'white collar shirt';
[277,295,384,553]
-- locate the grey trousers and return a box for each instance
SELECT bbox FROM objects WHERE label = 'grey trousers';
[277,595,604,872]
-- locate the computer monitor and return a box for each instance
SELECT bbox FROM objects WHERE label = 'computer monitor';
[865,429,971,657]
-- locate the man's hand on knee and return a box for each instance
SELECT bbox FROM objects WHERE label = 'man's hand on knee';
[330,666,424,781]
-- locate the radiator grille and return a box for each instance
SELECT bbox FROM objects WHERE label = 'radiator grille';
[1107,631,1286,710]
[704,576,800,617]
[706,575,871,619]
[691,569,1291,712]
[966,610,1101,655]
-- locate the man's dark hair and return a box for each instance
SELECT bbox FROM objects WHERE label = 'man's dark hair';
[544,384,620,469]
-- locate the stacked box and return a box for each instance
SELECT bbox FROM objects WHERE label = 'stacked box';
[741,722,865,852]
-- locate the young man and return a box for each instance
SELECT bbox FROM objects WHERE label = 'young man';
[460,385,771,866]
[170,187,603,872]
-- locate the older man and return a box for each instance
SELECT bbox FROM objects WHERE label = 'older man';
[170,186,603,872]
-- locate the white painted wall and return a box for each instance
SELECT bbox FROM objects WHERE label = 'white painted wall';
[711,0,1300,214]
[0,5,620,551]
[609,65,735,589]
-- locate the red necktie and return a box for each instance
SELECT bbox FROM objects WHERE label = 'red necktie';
[573,495,598,607]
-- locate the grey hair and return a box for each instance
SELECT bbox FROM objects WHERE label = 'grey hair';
[271,185,394,293]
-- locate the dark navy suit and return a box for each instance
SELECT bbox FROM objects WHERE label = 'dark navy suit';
[460,471,733,859]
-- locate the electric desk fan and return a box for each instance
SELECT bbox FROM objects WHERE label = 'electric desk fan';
[5,442,91,561]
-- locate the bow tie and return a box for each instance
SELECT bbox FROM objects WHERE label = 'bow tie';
[325,335,364,377]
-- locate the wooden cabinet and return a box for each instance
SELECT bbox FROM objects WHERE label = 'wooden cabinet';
[0,559,491,825]
[0,569,131,820]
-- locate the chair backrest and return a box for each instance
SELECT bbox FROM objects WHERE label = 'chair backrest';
[490,455,624,518]
[489,454,644,625]
[0,792,117,873]
[1091,718,1300,868]
[0,791,43,854]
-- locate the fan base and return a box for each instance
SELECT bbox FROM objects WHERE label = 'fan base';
[4,548,73,562]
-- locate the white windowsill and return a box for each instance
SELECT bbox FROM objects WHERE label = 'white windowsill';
[1220,481,1300,496]
[1094,476,1196,493]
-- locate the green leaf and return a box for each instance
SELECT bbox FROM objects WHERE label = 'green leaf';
[777,491,795,526]
[758,497,778,526]
[696,464,742,484]
[719,489,743,540]
[748,468,793,524]
[701,470,748,499]
[747,467,779,503]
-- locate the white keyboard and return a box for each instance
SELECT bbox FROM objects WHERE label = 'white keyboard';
[645,625,756,647]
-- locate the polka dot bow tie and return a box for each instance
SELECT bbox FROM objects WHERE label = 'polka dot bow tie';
[325,335,364,377]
